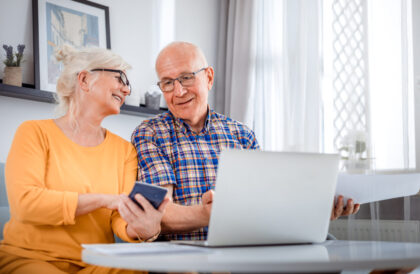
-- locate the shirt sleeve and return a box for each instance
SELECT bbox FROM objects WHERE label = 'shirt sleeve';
[131,123,177,187]
[111,144,142,243]
[5,121,79,226]
[247,129,260,150]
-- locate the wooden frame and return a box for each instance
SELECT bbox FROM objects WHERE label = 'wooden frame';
[33,0,110,92]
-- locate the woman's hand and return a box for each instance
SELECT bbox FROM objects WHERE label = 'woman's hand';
[118,194,170,241]
[76,194,121,217]
[102,194,122,211]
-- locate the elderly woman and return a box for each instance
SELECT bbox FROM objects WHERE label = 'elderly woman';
[0,45,167,273]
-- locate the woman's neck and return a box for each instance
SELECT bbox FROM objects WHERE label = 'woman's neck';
[55,112,106,147]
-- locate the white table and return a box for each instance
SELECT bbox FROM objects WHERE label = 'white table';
[82,240,420,273]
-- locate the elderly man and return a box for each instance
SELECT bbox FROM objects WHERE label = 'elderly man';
[131,41,359,240]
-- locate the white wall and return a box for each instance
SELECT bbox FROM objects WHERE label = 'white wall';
[91,0,219,106]
[0,0,220,162]
[175,0,220,107]
[413,0,420,171]
[0,96,144,162]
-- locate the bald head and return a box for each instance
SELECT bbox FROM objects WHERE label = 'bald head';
[155,42,208,76]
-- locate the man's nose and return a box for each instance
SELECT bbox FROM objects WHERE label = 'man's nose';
[173,79,187,96]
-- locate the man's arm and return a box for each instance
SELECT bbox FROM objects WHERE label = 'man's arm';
[132,122,214,234]
[160,185,214,234]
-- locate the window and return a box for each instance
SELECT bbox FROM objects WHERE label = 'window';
[322,0,415,171]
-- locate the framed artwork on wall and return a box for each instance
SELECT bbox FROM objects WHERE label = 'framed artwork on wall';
[0,0,164,116]
[33,0,110,92]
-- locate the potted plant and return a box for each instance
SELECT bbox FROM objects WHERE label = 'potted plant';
[2,44,25,87]
[339,130,371,173]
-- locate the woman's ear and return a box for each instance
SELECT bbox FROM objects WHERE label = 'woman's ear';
[77,70,90,92]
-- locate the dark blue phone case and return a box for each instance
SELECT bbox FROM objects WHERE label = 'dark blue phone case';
[129,182,168,209]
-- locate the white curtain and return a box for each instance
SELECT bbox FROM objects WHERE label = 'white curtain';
[222,0,258,128]
[216,0,323,152]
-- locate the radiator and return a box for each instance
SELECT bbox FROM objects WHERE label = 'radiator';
[329,219,420,242]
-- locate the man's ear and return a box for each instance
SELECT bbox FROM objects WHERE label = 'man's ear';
[77,70,90,92]
[206,66,214,90]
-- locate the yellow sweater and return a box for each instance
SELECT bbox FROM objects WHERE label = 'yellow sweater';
[1,119,138,266]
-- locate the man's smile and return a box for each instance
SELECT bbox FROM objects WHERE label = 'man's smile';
[175,98,194,106]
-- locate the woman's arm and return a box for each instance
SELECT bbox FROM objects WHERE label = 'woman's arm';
[6,122,78,225]
[6,121,120,225]
[75,194,120,217]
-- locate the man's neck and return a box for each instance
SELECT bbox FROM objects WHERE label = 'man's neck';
[188,120,205,134]
[183,108,209,134]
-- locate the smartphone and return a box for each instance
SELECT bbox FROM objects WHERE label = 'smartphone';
[128,182,168,209]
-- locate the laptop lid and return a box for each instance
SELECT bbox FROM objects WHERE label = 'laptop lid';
[207,150,339,246]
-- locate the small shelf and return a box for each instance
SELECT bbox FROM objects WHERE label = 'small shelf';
[0,82,167,117]
[121,103,167,116]
[0,82,55,103]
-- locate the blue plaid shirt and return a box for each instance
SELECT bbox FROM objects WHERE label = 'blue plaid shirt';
[131,109,259,240]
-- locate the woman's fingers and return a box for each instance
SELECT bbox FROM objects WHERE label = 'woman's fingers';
[118,194,166,241]
[120,194,145,217]
[119,194,166,222]
[106,194,121,210]
[118,196,135,222]
[134,194,155,212]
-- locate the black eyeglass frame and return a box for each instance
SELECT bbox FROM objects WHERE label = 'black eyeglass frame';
[156,67,208,93]
[91,68,132,95]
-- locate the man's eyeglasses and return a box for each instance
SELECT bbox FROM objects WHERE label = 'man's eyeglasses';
[91,68,131,95]
[157,67,207,93]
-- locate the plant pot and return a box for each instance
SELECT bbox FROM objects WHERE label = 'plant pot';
[3,66,22,87]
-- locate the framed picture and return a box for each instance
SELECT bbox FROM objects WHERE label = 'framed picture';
[33,0,110,92]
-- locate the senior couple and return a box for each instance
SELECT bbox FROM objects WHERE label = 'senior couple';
[0,42,359,273]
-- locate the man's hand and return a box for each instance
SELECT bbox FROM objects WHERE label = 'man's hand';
[160,186,214,233]
[330,195,360,220]
[201,189,214,221]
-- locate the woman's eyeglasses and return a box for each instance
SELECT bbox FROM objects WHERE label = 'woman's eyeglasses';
[91,68,131,95]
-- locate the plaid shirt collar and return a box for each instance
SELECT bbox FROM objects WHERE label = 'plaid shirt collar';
[170,106,212,135]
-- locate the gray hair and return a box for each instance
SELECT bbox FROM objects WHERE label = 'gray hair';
[54,44,131,120]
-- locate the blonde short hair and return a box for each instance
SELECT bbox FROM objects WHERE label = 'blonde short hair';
[54,44,131,116]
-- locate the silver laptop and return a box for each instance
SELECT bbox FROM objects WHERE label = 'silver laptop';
[176,150,339,247]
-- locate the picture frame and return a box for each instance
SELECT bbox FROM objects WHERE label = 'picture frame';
[0,0,165,116]
[33,0,110,92]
